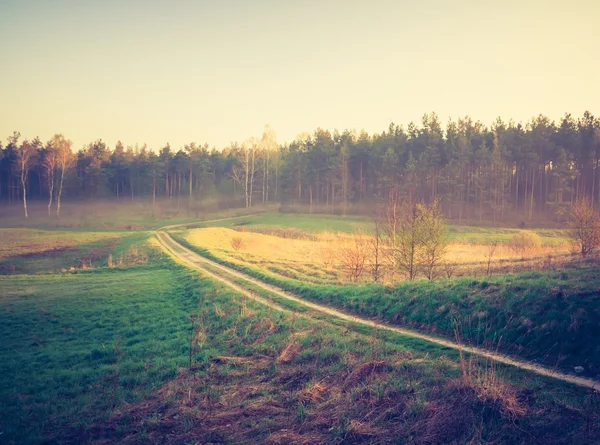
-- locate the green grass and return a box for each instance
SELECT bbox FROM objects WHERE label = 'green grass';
[0,258,203,443]
[207,211,370,233]
[1,226,598,443]
[0,229,161,274]
[0,200,275,230]
[173,234,600,378]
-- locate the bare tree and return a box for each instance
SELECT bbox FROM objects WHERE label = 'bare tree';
[393,201,425,281]
[382,187,402,281]
[383,195,447,281]
[43,138,60,215]
[55,135,74,218]
[370,209,385,282]
[16,138,37,218]
[337,230,370,282]
[231,138,257,208]
[420,200,447,280]
[569,199,600,257]
[486,241,498,276]
[260,125,277,204]
[340,142,350,216]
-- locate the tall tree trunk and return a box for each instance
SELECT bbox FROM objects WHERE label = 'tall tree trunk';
[331,182,335,214]
[529,167,535,221]
[189,163,193,209]
[21,169,28,218]
[177,172,181,209]
[152,174,156,217]
[265,149,269,203]
[245,150,250,208]
[249,149,255,207]
[47,171,54,216]
[262,152,266,203]
[57,169,65,218]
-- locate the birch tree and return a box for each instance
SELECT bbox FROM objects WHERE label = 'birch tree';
[43,140,58,215]
[260,125,277,203]
[231,138,257,208]
[55,134,73,218]
[16,138,37,218]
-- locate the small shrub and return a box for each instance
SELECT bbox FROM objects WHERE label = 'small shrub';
[569,199,600,257]
[231,237,244,251]
[508,231,542,255]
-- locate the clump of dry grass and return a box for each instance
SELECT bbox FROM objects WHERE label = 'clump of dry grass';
[508,230,543,255]
[343,360,387,391]
[250,317,278,345]
[277,336,300,364]
[231,236,244,251]
[298,381,328,404]
[239,297,256,318]
[212,356,253,365]
[266,430,324,445]
[346,419,381,438]
[214,304,226,317]
[454,327,526,419]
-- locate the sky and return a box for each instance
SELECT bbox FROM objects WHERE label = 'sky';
[1,0,599,151]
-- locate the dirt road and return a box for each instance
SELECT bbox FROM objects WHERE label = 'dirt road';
[157,225,599,391]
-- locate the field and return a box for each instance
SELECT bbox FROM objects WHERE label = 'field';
[0,199,275,230]
[1,209,599,443]
[180,212,572,285]
[174,212,600,378]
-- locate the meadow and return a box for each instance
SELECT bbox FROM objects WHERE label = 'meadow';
[179,211,573,286]
[1,208,599,443]
[174,212,599,378]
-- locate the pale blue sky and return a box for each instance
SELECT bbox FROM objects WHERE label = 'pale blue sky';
[1,0,599,151]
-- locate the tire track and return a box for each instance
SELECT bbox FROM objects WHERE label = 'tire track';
[157,222,599,391]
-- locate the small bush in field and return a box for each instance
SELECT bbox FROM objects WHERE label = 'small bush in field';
[568,199,600,257]
[508,231,542,255]
[231,237,244,251]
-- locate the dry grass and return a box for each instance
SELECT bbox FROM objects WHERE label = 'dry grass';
[231,236,244,250]
[298,381,328,404]
[455,327,526,419]
[185,227,572,284]
[277,336,300,364]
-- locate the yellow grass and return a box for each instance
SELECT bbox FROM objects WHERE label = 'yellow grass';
[446,242,569,263]
[184,227,572,283]
[185,227,331,265]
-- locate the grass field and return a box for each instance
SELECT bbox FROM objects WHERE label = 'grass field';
[0,229,159,274]
[173,213,600,379]
[179,223,572,286]
[0,246,193,442]
[1,213,599,443]
[205,212,571,244]
[0,199,275,230]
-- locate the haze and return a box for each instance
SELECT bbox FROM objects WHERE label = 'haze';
[1,0,599,150]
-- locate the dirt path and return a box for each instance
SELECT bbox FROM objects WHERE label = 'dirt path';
[157,224,599,391]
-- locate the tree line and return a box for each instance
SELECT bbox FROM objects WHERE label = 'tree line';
[1,112,599,221]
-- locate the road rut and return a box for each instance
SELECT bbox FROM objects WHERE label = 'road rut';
[157,224,599,391]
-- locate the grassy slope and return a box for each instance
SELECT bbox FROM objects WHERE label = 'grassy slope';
[1,228,598,443]
[174,234,600,378]
[0,229,158,274]
[0,259,202,443]
[86,272,599,445]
